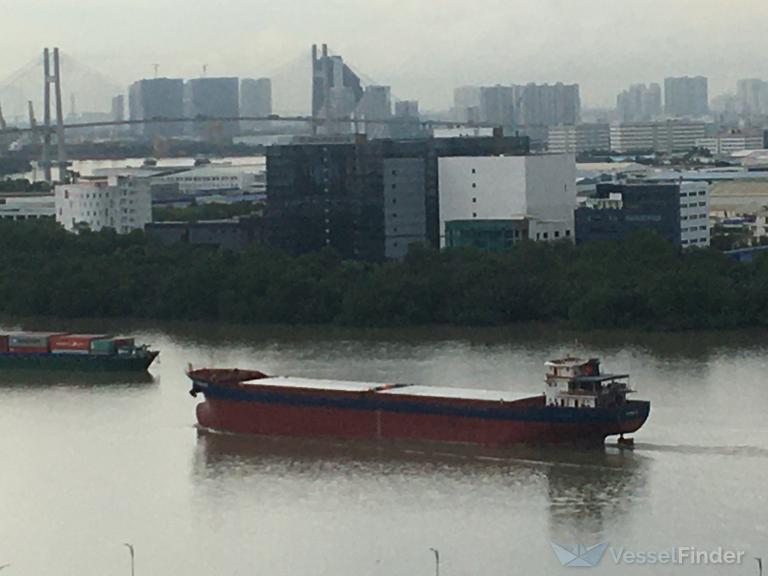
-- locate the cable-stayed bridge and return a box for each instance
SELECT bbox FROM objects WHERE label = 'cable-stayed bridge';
[0,46,494,183]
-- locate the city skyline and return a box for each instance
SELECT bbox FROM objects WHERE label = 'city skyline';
[1,0,767,113]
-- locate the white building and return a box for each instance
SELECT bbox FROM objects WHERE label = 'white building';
[610,121,707,153]
[547,124,611,154]
[0,194,55,221]
[679,181,710,247]
[438,154,577,246]
[157,164,261,195]
[695,133,764,156]
[55,176,152,234]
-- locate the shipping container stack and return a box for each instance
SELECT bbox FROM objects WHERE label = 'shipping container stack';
[49,334,110,355]
[0,332,132,356]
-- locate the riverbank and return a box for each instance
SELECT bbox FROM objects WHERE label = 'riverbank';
[1,220,766,331]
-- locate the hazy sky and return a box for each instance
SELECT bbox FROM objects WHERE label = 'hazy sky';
[1,0,767,113]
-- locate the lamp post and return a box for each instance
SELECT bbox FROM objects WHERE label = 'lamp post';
[428,548,439,576]
[123,543,134,576]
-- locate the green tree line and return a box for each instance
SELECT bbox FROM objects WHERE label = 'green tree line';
[152,201,262,222]
[1,220,766,330]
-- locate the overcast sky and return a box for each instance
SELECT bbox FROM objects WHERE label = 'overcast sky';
[1,0,767,113]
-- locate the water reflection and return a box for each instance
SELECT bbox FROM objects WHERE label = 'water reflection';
[545,447,648,541]
[0,369,157,388]
[193,430,648,542]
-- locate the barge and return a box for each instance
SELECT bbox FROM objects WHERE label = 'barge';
[187,357,650,446]
[0,332,158,372]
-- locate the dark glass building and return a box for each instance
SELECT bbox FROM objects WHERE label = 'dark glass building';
[265,135,530,260]
[575,183,681,245]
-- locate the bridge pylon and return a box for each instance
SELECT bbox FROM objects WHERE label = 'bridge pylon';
[40,47,67,184]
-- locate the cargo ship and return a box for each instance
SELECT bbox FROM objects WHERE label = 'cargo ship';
[187,357,650,446]
[0,332,158,372]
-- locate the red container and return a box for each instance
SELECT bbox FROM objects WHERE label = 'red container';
[9,346,49,354]
[50,334,109,352]
[0,335,9,353]
[112,337,135,348]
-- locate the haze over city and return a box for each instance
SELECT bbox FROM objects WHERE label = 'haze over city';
[2,0,767,111]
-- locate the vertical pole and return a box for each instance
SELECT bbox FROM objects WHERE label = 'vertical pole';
[123,543,134,576]
[42,48,52,184]
[311,44,318,136]
[429,548,439,576]
[53,48,67,183]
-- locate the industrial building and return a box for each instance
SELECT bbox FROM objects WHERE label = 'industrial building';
[55,176,152,234]
[438,154,577,248]
[128,78,184,139]
[575,182,710,247]
[0,194,55,221]
[265,135,531,261]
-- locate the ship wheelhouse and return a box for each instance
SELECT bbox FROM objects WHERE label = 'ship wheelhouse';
[545,357,633,409]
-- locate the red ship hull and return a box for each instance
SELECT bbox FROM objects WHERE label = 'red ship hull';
[189,369,650,447]
[196,398,648,446]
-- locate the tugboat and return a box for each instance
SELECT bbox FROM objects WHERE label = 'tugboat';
[0,332,158,372]
[187,357,650,447]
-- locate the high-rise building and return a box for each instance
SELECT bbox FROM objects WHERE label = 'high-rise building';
[453,83,579,127]
[311,44,364,135]
[664,76,709,117]
[395,100,419,118]
[240,78,272,132]
[128,78,184,139]
[479,85,519,128]
[518,83,580,126]
[185,77,240,141]
[392,100,422,140]
[356,85,392,139]
[617,83,661,122]
[453,86,482,122]
[265,136,530,260]
[111,95,125,122]
[736,79,767,116]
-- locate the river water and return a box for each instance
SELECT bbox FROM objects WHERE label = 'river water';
[1,321,767,575]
